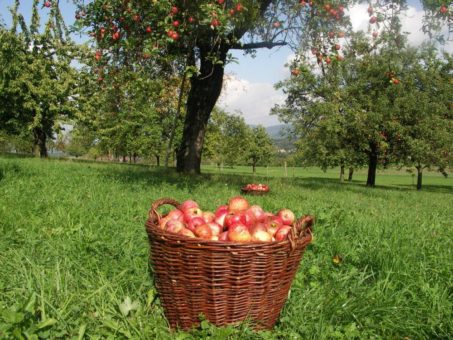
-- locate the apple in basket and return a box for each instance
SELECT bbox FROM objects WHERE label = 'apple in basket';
[183,207,203,222]
[194,224,213,239]
[278,209,295,225]
[275,225,292,242]
[165,220,186,234]
[228,224,252,242]
[167,209,184,221]
[228,196,249,214]
[247,205,266,223]
[178,199,199,212]
[186,216,206,233]
[179,228,196,238]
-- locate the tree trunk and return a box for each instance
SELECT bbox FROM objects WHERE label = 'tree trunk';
[348,167,354,182]
[416,166,423,191]
[252,162,256,174]
[155,154,160,167]
[165,71,187,168]
[339,164,345,182]
[176,45,228,174]
[33,128,48,158]
[366,142,378,187]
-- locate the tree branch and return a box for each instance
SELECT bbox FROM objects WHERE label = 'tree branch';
[230,40,287,50]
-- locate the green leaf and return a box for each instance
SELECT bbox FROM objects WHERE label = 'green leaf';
[119,296,140,317]
[36,318,57,330]
[2,310,24,324]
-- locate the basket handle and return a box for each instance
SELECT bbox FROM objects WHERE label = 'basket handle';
[148,198,181,224]
[288,215,314,252]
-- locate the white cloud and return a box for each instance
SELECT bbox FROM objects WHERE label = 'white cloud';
[218,74,285,127]
[348,4,453,52]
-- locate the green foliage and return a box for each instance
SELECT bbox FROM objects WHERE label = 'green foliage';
[0,156,452,338]
[204,108,252,167]
[247,126,275,172]
[0,2,79,157]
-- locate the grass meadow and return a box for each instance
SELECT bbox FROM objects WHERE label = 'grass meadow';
[0,155,452,339]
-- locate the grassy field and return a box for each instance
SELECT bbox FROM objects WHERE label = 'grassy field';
[0,155,452,339]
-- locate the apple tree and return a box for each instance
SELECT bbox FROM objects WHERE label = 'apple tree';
[247,125,275,173]
[204,108,252,169]
[391,45,453,190]
[0,1,79,157]
[74,0,353,173]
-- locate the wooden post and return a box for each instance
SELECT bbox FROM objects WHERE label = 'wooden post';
[284,161,288,177]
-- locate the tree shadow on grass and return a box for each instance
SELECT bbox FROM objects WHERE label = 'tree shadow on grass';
[92,162,453,195]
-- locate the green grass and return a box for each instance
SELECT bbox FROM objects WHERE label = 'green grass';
[0,156,452,339]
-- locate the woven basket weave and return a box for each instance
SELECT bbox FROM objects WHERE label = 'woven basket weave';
[145,198,313,331]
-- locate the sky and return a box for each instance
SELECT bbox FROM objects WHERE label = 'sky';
[1,0,452,127]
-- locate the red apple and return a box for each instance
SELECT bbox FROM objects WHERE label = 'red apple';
[179,228,196,238]
[236,3,243,12]
[170,6,179,15]
[247,205,266,222]
[44,1,51,8]
[165,220,185,234]
[159,216,171,230]
[202,211,215,223]
[194,224,213,239]
[275,225,292,241]
[217,0,225,4]
[440,5,448,15]
[145,26,152,33]
[228,196,249,213]
[186,216,205,232]
[266,215,284,230]
[249,223,267,235]
[278,209,296,226]
[215,211,228,227]
[219,231,228,241]
[167,209,184,221]
[252,230,273,242]
[179,200,199,212]
[242,211,256,228]
[369,16,377,24]
[227,224,251,243]
[206,222,222,236]
[184,207,203,222]
[112,31,121,41]
[273,21,281,28]
[224,213,245,229]
[172,20,180,27]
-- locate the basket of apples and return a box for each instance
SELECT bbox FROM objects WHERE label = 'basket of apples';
[145,196,313,331]
[241,183,270,195]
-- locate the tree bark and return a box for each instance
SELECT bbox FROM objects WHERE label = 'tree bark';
[339,164,345,182]
[176,45,228,174]
[252,162,256,174]
[416,166,423,191]
[348,167,354,182]
[155,154,160,167]
[33,128,48,158]
[366,142,378,187]
[165,70,187,168]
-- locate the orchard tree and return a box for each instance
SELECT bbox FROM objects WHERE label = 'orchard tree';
[392,45,453,190]
[75,0,353,173]
[74,0,451,173]
[247,125,275,173]
[0,1,78,157]
[204,108,251,169]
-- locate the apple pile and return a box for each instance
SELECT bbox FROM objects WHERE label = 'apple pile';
[157,196,307,243]
[242,183,269,192]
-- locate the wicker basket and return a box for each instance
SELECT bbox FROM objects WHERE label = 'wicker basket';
[145,198,313,331]
[240,187,270,196]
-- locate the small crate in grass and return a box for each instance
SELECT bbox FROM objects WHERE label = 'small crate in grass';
[145,198,313,331]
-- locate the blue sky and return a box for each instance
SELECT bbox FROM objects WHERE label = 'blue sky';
[1,0,450,126]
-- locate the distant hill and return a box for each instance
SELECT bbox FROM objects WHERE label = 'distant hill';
[265,124,291,139]
[265,124,296,152]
